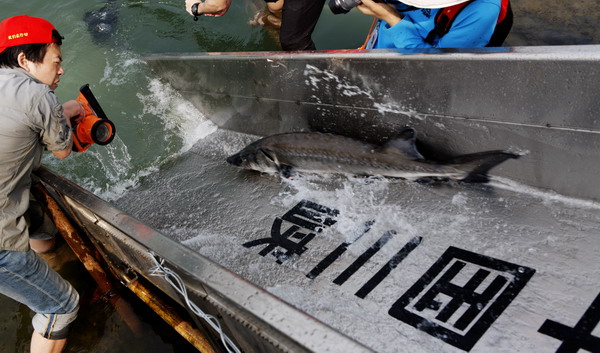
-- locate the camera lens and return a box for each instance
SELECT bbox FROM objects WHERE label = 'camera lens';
[94,123,110,143]
[328,0,362,14]
[91,120,115,145]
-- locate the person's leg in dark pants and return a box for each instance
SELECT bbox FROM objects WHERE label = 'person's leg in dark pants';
[280,0,326,51]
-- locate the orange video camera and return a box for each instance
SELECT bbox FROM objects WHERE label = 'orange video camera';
[72,84,116,152]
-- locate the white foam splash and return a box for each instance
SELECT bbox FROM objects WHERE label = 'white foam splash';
[303,64,417,118]
[45,51,217,201]
[274,175,419,244]
[490,176,600,210]
[101,53,147,86]
[138,78,218,153]
[304,64,374,99]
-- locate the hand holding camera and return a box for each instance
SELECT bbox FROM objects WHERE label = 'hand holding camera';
[329,0,401,24]
[355,0,402,26]
[62,100,85,122]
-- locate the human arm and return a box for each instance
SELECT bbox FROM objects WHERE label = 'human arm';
[51,100,83,159]
[35,93,81,159]
[51,147,70,159]
[434,2,500,48]
[185,0,232,17]
[356,0,402,27]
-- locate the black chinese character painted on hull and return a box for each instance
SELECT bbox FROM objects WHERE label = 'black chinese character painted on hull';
[243,200,338,264]
[389,246,535,351]
[538,291,600,353]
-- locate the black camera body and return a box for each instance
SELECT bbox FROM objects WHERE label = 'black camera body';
[329,0,405,15]
[328,0,362,14]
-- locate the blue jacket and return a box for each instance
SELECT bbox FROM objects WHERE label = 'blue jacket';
[371,0,501,49]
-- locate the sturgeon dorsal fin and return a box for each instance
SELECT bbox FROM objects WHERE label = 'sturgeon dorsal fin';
[380,127,424,160]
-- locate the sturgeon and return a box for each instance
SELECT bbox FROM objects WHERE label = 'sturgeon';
[226,128,520,183]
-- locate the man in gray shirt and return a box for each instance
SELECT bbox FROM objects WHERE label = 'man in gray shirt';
[0,15,83,353]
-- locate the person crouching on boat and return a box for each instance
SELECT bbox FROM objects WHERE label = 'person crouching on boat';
[357,0,513,49]
[0,15,82,353]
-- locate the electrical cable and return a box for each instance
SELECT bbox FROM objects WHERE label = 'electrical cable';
[148,254,241,353]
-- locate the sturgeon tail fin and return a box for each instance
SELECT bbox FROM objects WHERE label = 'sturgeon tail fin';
[450,151,520,183]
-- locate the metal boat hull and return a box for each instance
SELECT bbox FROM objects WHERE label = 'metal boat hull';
[146,46,600,202]
[34,46,600,353]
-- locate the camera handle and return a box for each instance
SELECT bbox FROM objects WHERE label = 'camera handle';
[79,84,109,121]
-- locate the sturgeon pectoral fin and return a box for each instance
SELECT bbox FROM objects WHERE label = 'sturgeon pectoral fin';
[380,127,424,160]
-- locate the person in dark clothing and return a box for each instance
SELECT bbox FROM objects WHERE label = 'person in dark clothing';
[279,0,325,50]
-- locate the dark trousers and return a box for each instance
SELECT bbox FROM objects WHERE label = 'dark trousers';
[280,0,326,51]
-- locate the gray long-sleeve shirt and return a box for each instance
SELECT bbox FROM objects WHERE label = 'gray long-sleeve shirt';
[0,68,71,251]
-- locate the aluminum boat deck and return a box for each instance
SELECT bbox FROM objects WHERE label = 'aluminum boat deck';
[35,45,600,353]
[112,128,600,353]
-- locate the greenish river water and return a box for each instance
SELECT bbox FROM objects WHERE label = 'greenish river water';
[6,0,372,202]
[1,0,599,352]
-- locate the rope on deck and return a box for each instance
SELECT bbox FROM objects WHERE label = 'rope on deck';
[148,254,241,353]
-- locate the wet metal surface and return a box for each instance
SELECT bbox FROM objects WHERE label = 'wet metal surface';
[145,46,600,202]
[36,166,373,353]
[113,129,600,353]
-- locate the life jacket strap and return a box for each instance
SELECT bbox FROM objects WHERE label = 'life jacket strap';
[424,0,511,46]
[424,0,474,45]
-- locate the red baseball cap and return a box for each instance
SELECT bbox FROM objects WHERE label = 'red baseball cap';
[0,15,59,53]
